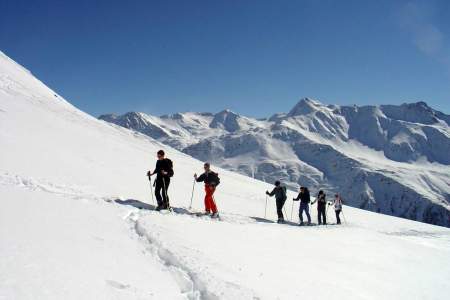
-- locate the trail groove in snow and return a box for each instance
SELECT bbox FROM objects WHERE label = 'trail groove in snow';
[127,209,260,300]
[0,171,105,201]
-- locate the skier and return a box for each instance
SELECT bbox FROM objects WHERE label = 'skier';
[266,180,287,223]
[329,193,344,224]
[311,190,327,225]
[293,186,311,225]
[194,162,220,218]
[147,150,174,211]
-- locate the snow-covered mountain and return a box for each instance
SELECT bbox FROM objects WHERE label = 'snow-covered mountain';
[100,99,450,227]
[2,50,450,299]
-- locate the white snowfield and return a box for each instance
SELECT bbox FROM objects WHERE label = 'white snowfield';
[1,51,450,300]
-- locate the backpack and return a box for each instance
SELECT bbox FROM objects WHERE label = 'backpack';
[281,186,287,200]
[166,159,174,177]
[209,172,220,187]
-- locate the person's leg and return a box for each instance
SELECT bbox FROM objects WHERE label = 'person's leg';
[298,202,304,224]
[322,207,327,224]
[204,185,211,213]
[299,203,305,223]
[154,181,163,207]
[317,208,322,224]
[336,210,341,224]
[162,179,170,208]
[305,204,311,223]
[276,199,283,220]
[207,186,217,213]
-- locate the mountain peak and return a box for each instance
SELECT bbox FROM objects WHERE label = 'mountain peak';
[210,109,242,132]
[287,97,322,116]
[217,108,237,115]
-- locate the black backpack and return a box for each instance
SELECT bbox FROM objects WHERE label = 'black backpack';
[281,186,287,200]
[209,172,220,187]
[166,159,174,177]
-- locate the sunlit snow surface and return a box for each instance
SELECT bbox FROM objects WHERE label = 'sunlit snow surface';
[1,51,450,299]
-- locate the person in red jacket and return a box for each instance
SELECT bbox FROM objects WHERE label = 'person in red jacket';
[194,162,220,218]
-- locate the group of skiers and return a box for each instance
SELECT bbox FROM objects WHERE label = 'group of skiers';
[147,150,345,225]
[266,181,344,225]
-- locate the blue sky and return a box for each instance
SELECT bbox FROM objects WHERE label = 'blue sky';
[1,0,449,117]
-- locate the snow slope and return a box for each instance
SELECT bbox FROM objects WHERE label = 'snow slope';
[100,100,450,227]
[1,51,450,299]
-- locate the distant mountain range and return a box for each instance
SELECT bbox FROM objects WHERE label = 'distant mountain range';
[99,98,450,226]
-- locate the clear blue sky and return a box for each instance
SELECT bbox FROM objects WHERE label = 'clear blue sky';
[1,0,449,117]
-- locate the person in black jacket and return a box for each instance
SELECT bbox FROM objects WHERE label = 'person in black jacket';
[293,186,311,225]
[194,162,220,217]
[311,190,327,225]
[266,181,287,223]
[147,150,174,210]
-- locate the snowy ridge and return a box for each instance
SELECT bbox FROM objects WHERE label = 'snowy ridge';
[1,50,450,299]
[100,99,450,227]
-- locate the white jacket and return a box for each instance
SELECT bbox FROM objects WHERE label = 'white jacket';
[334,196,343,211]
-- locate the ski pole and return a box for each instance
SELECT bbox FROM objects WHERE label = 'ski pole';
[264,194,268,218]
[290,200,294,221]
[341,209,347,225]
[309,202,312,220]
[148,175,155,205]
[325,203,330,227]
[189,178,196,209]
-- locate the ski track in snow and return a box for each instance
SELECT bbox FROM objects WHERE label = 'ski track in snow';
[130,211,260,300]
[0,171,260,299]
[0,171,104,201]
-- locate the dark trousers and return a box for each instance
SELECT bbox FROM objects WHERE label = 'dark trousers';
[155,177,170,207]
[299,202,311,223]
[335,209,342,224]
[276,198,286,220]
[318,204,326,224]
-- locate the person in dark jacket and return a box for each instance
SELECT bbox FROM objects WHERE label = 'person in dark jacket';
[147,150,174,210]
[266,180,287,223]
[311,190,327,225]
[293,186,311,225]
[194,162,220,217]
